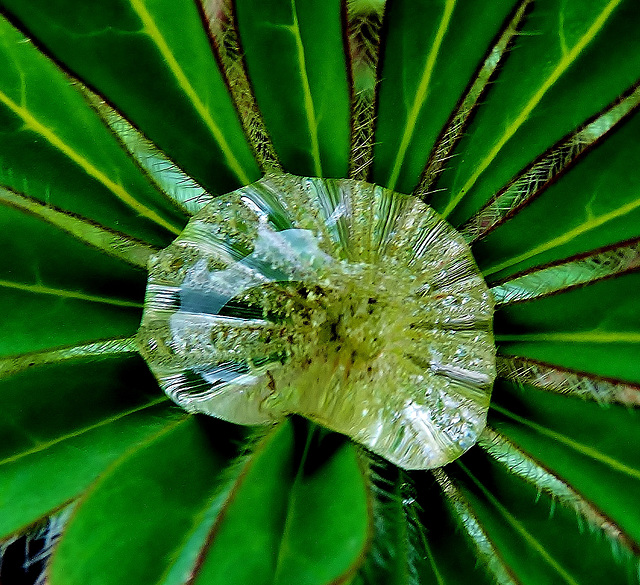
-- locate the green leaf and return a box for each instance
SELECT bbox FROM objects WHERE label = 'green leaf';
[235,0,351,178]
[432,0,640,225]
[414,475,499,585]
[192,420,370,585]
[474,108,640,282]
[0,202,146,357]
[0,16,186,246]
[357,467,497,585]
[0,0,261,196]
[450,451,638,585]
[0,354,173,539]
[48,416,241,585]
[1,1,640,584]
[372,0,518,194]
[490,380,640,554]
[356,470,416,585]
[494,270,640,383]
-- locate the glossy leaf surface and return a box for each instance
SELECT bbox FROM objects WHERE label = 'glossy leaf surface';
[0,17,185,245]
[0,355,173,539]
[235,0,351,178]
[193,421,370,585]
[0,0,638,584]
[0,0,261,195]
[372,0,518,194]
[495,271,640,384]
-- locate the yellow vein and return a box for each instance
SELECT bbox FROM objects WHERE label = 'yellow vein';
[0,279,144,308]
[0,89,181,235]
[483,194,640,276]
[491,403,640,482]
[129,0,252,185]
[0,186,155,269]
[287,0,323,177]
[415,0,532,199]
[458,461,580,585]
[387,0,456,191]
[496,331,640,343]
[84,87,210,216]
[462,84,640,242]
[441,0,623,218]
[0,396,169,467]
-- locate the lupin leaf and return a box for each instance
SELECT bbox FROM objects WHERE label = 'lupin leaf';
[494,270,640,384]
[0,355,174,539]
[190,421,370,585]
[447,452,638,585]
[0,1,639,584]
[474,109,640,282]
[48,416,241,585]
[372,0,519,194]
[0,16,186,245]
[432,0,640,225]
[234,0,351,178]
[0,0,261,196]
[0,202,146,357]
[489,380,640,554]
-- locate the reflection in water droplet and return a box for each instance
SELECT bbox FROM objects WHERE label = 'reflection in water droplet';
[137,174,495,469]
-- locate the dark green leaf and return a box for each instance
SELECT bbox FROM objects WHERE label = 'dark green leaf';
[432,0,640,225]
[450,449,637,585]
[235,0,351,178]
[0,202,146,357]
[0,16,186,246]
[0,0,261,196]
[48,417,241,585]
[0,354,173,539]
[494,271,640,383]
[490,380,640,554]
[359,467,496,585]
[372,0,518,194]
[192,421,370,585]
[474,109,640,282]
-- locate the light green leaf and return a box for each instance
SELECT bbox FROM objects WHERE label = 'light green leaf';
[474,109,640,282]
[449,450,637,585]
